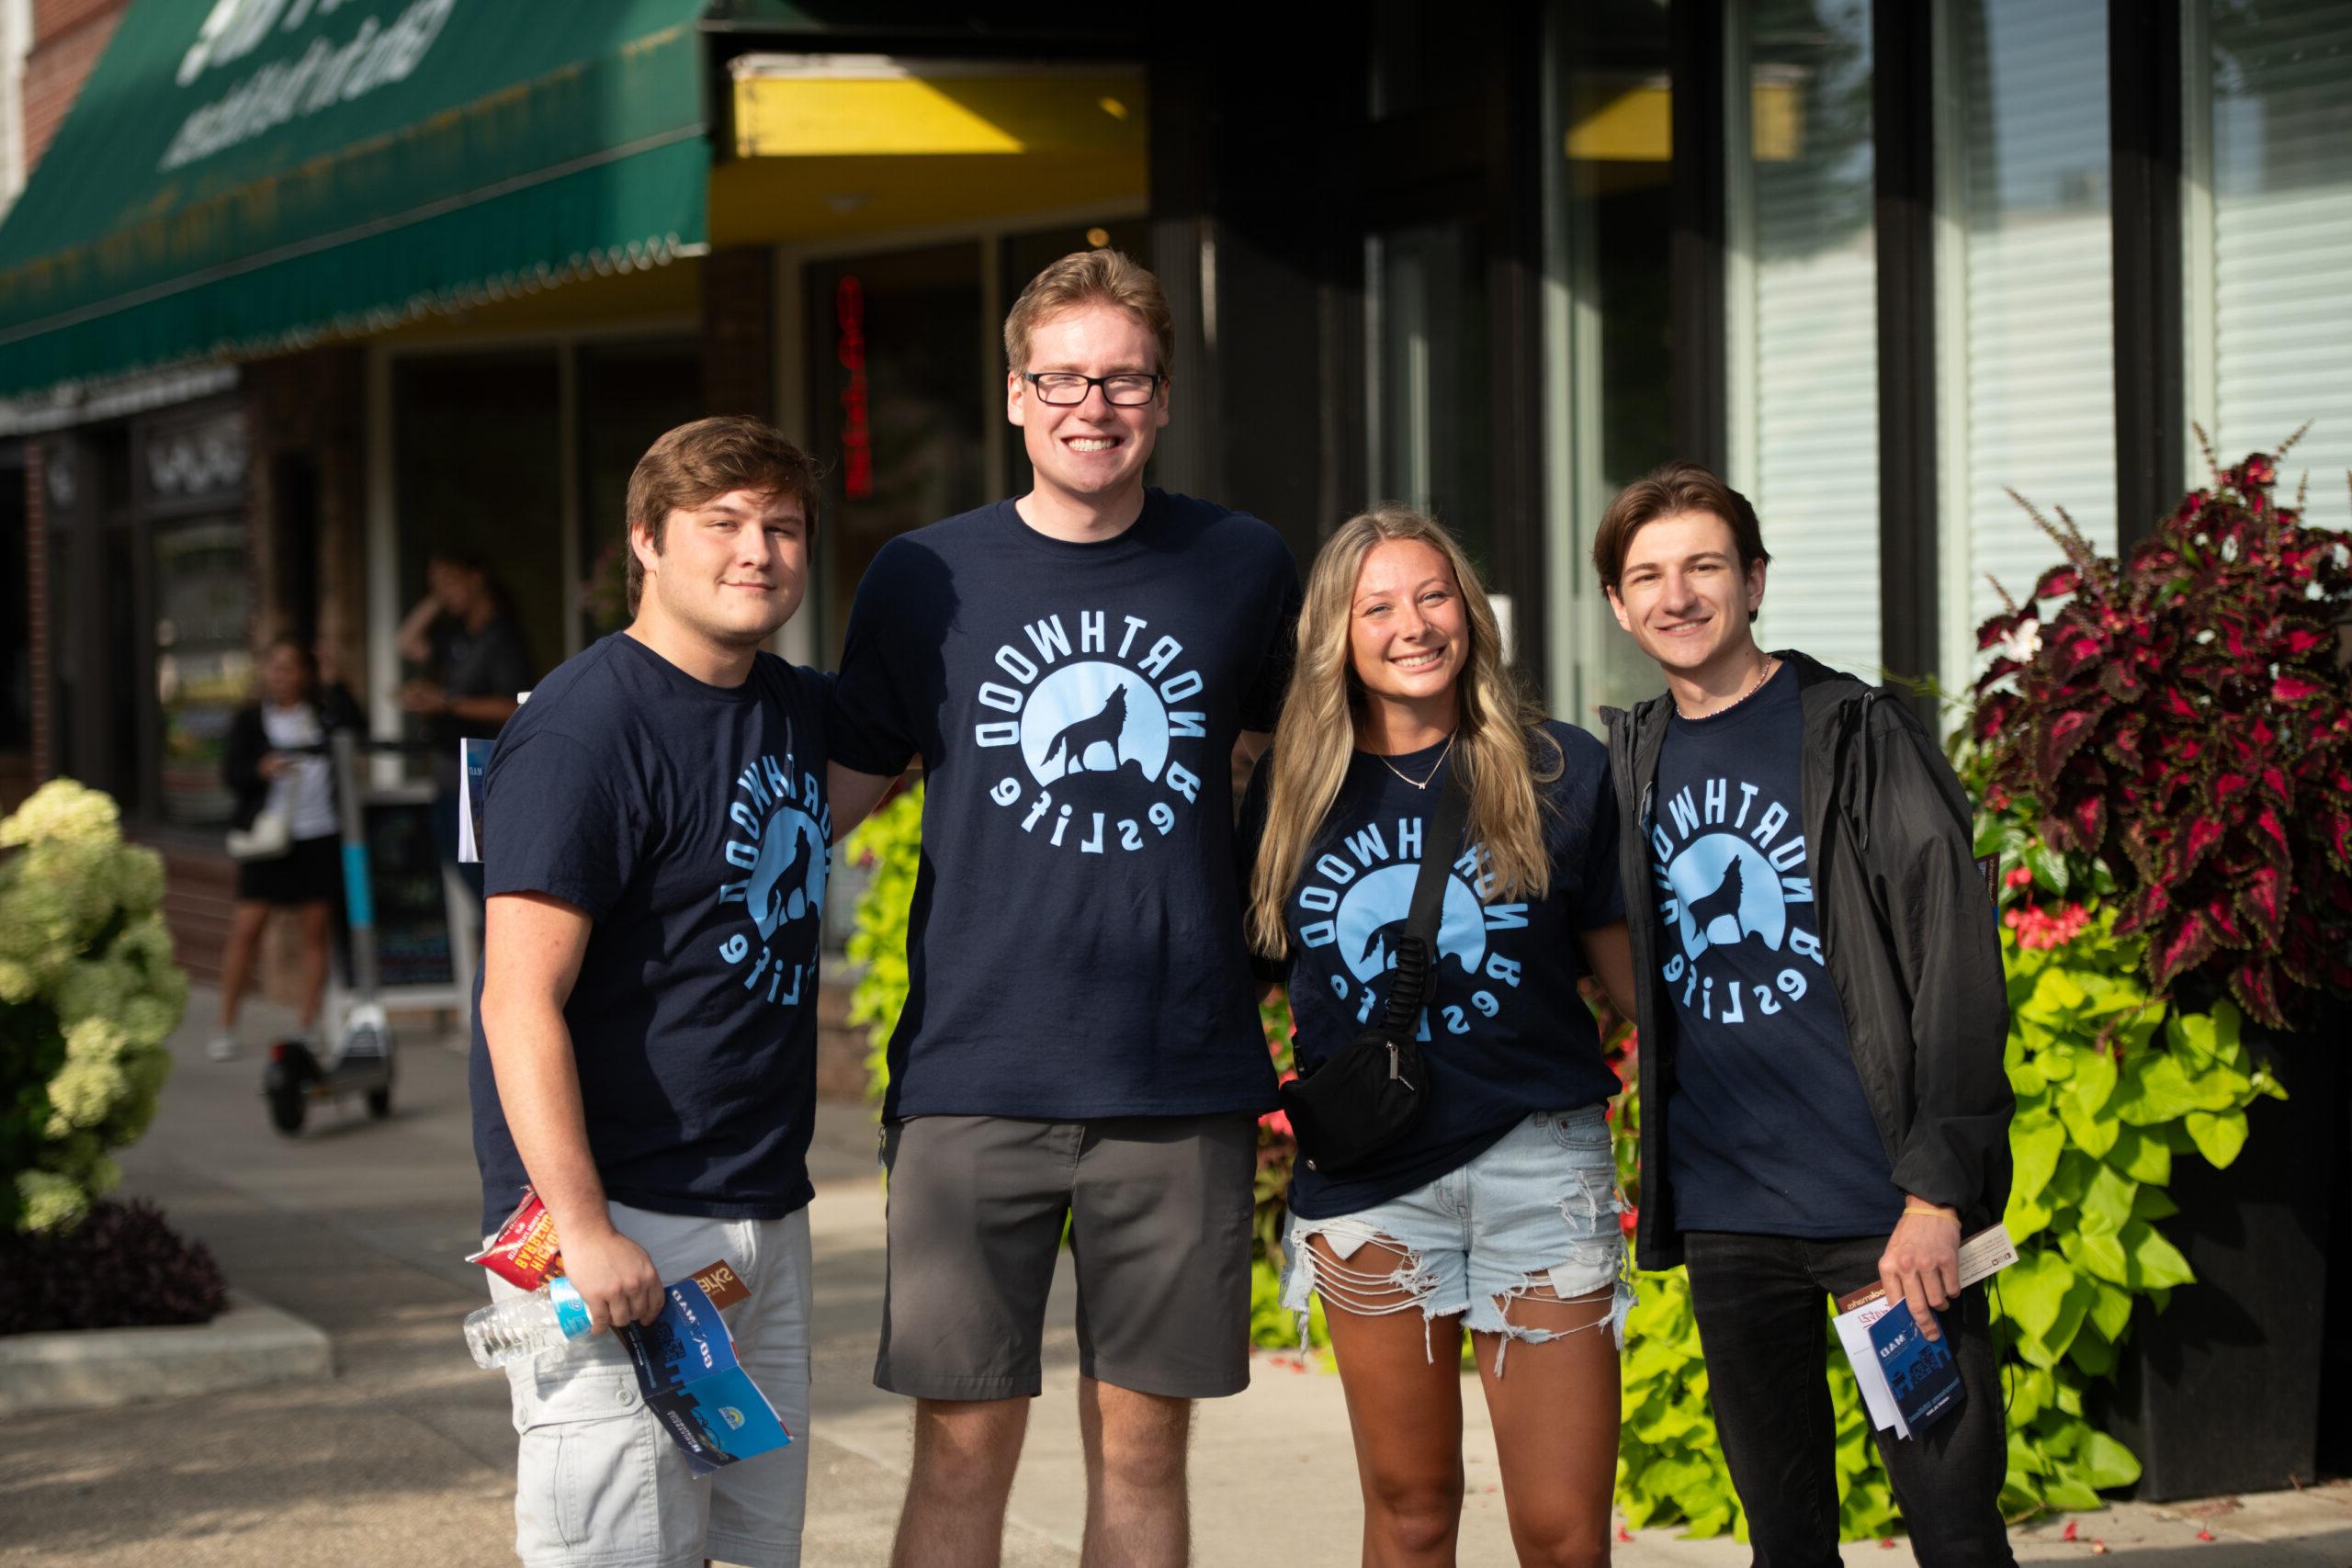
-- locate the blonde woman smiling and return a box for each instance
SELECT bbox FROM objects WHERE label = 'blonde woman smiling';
[1242,507,1639,1567]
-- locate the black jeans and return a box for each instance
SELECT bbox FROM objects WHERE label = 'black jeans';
[1682,1231,2014,1568]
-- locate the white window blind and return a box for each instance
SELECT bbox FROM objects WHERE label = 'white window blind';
[2197,0,2352,531]
[1937,0,2117,687]
[1732,0,1882,680]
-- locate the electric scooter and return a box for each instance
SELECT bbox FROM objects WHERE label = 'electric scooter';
[263,728,396,1134]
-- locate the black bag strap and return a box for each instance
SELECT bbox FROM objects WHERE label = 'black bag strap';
[1378,760,1471,1036]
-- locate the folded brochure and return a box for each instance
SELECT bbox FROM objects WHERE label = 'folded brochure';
[616,1260,793,1477]
[1867,1300,1965,1433]
[1830,1223,2017,1439]
[458,738,493,863]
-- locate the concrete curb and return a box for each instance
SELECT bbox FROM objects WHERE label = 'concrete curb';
[0,1289,333,1416]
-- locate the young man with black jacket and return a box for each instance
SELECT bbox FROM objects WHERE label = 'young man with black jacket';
[1596,461,2015,1563]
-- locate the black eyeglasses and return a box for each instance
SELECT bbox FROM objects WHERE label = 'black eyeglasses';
[1021,371,1164,407]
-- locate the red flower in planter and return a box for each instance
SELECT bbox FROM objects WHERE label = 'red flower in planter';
[2006,902,2096,951]
[1971,435,2352,1028]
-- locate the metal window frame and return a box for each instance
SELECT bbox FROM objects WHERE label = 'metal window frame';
[1873,0,1940,687]
[2109,0,2187,547]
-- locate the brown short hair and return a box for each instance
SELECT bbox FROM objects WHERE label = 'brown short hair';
[1002,249,1173,376]
[1591,460,1772,606]
[625,417,820,615]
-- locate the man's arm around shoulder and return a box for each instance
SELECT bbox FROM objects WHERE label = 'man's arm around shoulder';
[480,892,663,1330]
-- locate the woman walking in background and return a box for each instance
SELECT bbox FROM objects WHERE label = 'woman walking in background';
[212,637,358,1062]
[1243,506,1639,1566]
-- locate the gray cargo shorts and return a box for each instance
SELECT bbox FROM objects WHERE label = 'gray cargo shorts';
[874,1111,1259,1402]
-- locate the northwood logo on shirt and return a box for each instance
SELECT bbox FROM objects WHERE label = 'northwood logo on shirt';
[718,750,831,1007]
[973,610,1209,855]
[1292,814,1528,1035]
[1647,777,1826,1024]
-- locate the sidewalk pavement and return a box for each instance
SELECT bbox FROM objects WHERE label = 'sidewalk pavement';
[1,993,2346,1566]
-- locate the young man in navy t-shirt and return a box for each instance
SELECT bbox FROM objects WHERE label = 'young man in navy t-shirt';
[1597,462,2014,1564]
[827,252,1298,1568]
[474,418,831,1568]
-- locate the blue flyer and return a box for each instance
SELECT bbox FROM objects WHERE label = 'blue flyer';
[1867,1305,1964,1434]
[616,1265,792,1477]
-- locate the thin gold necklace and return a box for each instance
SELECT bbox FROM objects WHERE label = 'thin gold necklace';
[1678,655,1779,720]
[1374,730,1455,790]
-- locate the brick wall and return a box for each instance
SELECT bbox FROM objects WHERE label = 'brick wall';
[22,0,126,175]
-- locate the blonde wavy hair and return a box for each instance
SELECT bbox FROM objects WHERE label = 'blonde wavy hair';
[1249,506,1563,958]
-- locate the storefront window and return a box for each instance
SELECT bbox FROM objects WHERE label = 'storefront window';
[1729,0,1880,679]
[145,410,252,826]
[1935,0,2115,688]
[391,353,562,702]
[574,340,702,647]
[1544,0,1676,722]
[807,243,989,660]
[2188,0,2352,529]
[152,517,248,826]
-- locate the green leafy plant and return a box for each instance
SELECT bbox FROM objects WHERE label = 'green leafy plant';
[0,780,188,1235]
[1985,902,2276,1513]
[1248,991,1332,1351]
[843,782,924,1107]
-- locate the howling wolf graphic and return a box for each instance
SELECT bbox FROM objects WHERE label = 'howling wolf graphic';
[749,818,820,942]
[1360,916,1414,972]
[1040,685,1129,777]
[1686,857,1747,952]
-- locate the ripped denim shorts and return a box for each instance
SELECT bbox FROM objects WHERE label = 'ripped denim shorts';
[1280,1107,1634,1371]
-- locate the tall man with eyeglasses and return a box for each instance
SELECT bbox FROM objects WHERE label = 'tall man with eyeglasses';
[826,250,1299,1568]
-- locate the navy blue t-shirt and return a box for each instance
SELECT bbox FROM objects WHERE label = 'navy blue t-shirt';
[1247,723,1627,1220]
[828,490,1300,1122]
[1649,662,1900,1236]
[469,634,831,1235]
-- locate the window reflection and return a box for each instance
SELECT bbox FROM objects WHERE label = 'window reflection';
[1369,220,1490,566]
[1940,0,2115,686]
[2196,0,2352,529]
[1731,0,1880,680]
[1546,0,1677,723]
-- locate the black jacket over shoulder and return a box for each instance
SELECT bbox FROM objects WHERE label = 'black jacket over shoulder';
[1602,650,2012,1273]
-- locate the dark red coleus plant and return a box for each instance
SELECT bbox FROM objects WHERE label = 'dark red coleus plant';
[1971,443,2352,1030]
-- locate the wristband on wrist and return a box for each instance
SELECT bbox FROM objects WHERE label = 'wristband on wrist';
[1903,1204,1961,1224]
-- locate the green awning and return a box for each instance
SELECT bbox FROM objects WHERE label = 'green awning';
[0,0,713,398]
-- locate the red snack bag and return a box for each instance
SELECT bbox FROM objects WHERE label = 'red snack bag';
[469,1187,563,1289]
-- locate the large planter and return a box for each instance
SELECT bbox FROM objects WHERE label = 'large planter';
[2099,1024,2344,1500]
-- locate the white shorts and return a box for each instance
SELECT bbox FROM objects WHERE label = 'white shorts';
[488,1201,813,1568]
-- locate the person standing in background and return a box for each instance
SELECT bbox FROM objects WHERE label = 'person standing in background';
[213,637,361,1061]
[397,549,531,902]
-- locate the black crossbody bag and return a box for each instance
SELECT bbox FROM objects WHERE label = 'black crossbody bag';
[1279,765,1469,1175]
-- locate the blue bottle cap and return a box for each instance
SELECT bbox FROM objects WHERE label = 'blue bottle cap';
[547,1275,594,1338]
